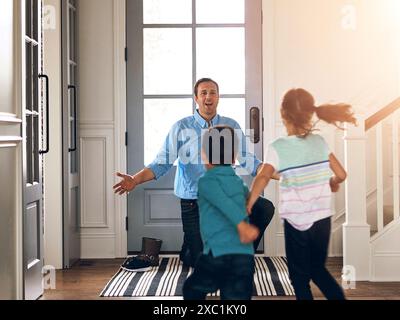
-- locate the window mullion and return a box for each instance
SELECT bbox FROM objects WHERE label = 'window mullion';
[192,0,197,113]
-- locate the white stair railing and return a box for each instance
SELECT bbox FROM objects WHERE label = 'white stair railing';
[343,115,371,281]
[376,122,384,232]
[372,109,400,234]
[344,98,400,281]
[392,111,400,221]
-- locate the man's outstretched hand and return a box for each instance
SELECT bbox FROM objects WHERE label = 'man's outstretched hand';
[113,172,137,195]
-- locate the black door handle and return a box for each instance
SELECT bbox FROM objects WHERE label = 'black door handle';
[68,85,77,152]
[39,74,50,154]
[250,107,260,144]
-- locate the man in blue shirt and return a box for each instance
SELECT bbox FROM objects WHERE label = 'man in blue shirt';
[114,78,275,267]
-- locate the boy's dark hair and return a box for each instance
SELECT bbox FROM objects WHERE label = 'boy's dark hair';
[202,126,238,166]
[194,78,220,97]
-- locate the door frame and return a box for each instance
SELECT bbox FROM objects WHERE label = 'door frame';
[113,0,128,257]
[14,0,24,300]
[112,0,281,257]
[262,0,279,257]
[125,0,266,253]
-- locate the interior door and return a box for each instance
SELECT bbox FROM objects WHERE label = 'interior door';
[62,0,80,268]
[126,0,263,252]
[23,0,45,300]
[0,0,24,300]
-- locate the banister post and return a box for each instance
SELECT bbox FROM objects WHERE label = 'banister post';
[343,115,371,281]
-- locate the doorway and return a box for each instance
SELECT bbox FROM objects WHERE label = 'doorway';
[126,0,263,252]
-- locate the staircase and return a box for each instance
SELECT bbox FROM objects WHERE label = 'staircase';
[344,97,400,282]
[370,205,396,236]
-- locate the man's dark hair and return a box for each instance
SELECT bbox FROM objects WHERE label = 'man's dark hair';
[194,78,220,97]
[202,126,238,166]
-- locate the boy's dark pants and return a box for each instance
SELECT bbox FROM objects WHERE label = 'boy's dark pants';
[183,253,255,300]
[180,197,275,267]
[284,217,345,300]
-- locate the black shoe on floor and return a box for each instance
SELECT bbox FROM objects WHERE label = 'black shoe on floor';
[121,255,157,272]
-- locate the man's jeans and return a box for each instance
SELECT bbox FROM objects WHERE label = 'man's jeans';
[180,197,275,267]
[183,252,255,300]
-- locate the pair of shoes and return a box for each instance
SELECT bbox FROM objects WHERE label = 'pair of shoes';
[121,254,158,272]
[121,237,163,272]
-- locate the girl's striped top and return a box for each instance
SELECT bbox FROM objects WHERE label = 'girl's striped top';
[265,134,332,231]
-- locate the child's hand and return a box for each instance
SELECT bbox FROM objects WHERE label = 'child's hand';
[237,222,260,244]
[330,177,340,193]
[246,194,257,215]
[246,204,252,215]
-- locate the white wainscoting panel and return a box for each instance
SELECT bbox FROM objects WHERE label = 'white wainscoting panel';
[80,128,115,228]
[370,219,400,281]
[80,127,116,258]
[81,135,108,228]
[80,233,116,259]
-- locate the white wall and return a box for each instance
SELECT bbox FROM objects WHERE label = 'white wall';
[262,0,400,256]
[269,0,400,114]
[78,0,126,258]
[43,0,63,269]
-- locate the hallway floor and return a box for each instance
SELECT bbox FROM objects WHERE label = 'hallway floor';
[42,257,400,300]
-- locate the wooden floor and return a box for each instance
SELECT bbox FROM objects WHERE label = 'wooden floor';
[41,257,400,300]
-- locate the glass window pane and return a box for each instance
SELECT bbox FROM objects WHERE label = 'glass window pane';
[144,29,192,95]
[70,120,77,173]
[25,43,32,111]
[69,82,74,119]
[0,0,14,114]
[69,65,75,88]
[197,28,245,94]
[70,152,77,174]
[217,98,245,131]
[144,0,192,24]
[196,0,244,24]
[26,0,32,37]
[32,0,38,41]
[33,45,38,112]
[69,8,75,61]
[26,116,33,184]
[144,99,192,165]
[33,116,39,182]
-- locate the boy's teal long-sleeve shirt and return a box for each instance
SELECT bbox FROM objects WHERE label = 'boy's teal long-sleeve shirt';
[197,166,254,257]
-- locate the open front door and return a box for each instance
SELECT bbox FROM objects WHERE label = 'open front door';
[22,0,45,300]
[126,0,263,252]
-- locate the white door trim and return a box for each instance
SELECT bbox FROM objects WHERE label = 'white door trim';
[15,0,24,299]
[262,0,279,256]
[113,0,127,258]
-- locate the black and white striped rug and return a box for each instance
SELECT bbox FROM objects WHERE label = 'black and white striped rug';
[100,256,294,297]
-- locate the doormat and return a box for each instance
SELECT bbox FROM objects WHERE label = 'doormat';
[100,256,294,297]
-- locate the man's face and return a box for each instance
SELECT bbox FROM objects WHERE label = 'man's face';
[195,81,219,119]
